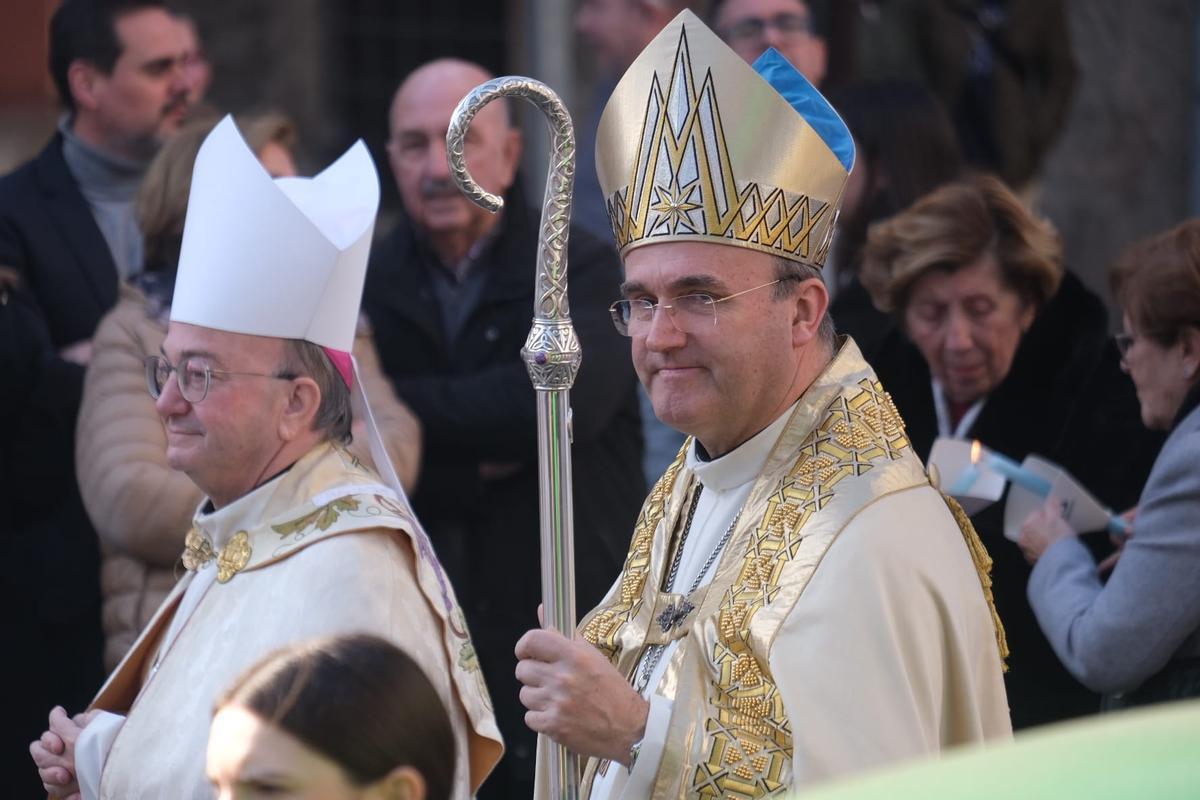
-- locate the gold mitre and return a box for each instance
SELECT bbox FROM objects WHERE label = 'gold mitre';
[596,10,855,266]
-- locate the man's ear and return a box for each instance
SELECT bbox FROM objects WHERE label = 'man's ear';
[67,60,104,113]
[277,376,322,442]
[790,277,831,348]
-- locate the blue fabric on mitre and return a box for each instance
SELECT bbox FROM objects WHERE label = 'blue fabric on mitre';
[753,48,854,172]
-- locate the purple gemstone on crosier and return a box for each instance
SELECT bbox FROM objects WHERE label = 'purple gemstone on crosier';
[535,352,547,365]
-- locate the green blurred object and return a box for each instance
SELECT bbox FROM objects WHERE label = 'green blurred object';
[796,700,1200,800]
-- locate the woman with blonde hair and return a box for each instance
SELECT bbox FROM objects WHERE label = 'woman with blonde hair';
[76,112,421,671]
[136,110,297,275]
[860,173,1162,729]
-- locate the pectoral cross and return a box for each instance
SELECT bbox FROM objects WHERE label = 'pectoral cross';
[656,597,695,633]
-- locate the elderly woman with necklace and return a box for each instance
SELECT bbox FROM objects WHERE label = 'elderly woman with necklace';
[860,174,1163,730]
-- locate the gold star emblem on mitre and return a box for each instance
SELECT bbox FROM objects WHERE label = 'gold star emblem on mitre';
[650,180,701,233]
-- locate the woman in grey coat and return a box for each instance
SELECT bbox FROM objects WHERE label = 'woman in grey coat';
[1019,219,1200,710]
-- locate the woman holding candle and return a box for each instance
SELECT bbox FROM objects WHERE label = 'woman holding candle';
[860,174,1163,729]
[1019,219,1200,710]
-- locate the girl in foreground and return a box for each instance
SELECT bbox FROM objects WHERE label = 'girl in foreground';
[208,633,454,800]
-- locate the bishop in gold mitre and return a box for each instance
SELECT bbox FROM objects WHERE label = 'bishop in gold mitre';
[516,10,1012,799]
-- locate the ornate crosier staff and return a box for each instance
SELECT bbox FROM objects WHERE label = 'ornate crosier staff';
[447,77,581,799]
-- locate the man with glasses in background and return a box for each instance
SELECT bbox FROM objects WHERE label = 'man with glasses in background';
[517,12,1011,798]
[711,0,827,84]
[30,117,501,799]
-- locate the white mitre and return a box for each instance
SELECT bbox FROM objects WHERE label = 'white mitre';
[170,114,379,352]
[167,115,409,502]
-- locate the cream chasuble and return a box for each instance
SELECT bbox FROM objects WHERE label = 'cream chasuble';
[81,443,501,799]
[539,339,1011,799]
[593,401,796,799]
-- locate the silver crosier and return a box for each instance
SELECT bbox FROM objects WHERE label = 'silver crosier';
[447,76,582,799]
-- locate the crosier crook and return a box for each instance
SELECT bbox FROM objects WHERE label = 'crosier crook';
[447,76,582,799]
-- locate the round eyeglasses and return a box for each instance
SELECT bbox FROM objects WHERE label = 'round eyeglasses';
[609,279,782,337]
[145,355,297,404]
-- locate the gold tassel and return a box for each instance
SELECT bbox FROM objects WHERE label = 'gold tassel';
[942,494,1010,671]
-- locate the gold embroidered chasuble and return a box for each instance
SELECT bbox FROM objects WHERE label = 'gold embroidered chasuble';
[572,339,1011,798]
[90,443,501,798]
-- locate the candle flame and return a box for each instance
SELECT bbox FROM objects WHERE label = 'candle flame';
[970,440,982,465]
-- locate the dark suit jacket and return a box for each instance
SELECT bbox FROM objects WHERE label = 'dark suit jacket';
[0,134,112,793]
[0,133,119,348]
[363,187,645,798]
[0,283,104,796]
[871,270,1164,729]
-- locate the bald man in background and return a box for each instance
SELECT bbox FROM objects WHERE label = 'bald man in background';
[361,59,646,800]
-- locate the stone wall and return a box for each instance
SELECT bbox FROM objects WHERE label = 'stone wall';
[1038,0,1196,315]
[177,0,334,165]
[176,0,512,215]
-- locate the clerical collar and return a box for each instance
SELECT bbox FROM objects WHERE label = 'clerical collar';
[197,462,296,535]
[58,115,149,202]
[687,400,799,492]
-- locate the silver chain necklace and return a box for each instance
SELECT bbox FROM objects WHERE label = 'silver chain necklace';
[635,484,741,694]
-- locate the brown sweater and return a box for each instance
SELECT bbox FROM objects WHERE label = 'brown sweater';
[77,284,423,670]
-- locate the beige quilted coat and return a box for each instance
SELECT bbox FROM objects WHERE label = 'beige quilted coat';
[77,283,423,670]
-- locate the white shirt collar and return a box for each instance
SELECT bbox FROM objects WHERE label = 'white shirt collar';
[932,379,987,439]
[686,401,799,492]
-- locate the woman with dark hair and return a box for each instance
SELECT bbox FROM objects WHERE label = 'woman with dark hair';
[1020,219,1200,710]
[860,174,1163,729]
[208,633,455,800]
[827,81,964,357]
